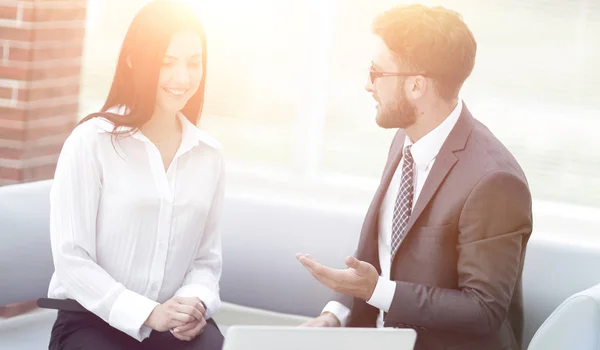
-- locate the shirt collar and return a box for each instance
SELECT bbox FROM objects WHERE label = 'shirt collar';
[404,99,463,171]
[177,111,221,151]
[93,106,219,150]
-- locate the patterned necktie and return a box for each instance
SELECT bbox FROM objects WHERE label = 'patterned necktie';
[391,145,415,260]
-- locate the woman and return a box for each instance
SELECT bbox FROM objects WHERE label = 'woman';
[47,1,225,349]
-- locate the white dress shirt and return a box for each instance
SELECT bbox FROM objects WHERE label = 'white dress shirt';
[48,108,225,341]
[322,100,463,327]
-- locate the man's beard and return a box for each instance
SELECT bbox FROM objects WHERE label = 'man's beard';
[379,93,417,129]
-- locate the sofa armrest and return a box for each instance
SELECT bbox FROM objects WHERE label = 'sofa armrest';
[214,302,311,327]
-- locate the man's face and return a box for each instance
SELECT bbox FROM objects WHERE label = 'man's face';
[365,37,417,129]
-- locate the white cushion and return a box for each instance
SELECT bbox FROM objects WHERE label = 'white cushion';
[527,283,600,350]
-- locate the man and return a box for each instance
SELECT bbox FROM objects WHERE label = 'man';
[297,4,532,350]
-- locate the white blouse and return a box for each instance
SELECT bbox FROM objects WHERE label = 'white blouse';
[47,110,225,341]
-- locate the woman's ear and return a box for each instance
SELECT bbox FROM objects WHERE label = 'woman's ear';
[126,55,132,69]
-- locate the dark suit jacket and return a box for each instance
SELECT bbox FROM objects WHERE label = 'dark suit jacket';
[335,104,533,350]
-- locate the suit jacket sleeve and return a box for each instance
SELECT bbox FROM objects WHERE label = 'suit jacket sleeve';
[332,129,407,312]
[333,289,354,309]
[385,170,532,334]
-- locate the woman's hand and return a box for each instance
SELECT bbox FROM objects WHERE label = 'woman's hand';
[144,296,205,332]
[171,316,207,341]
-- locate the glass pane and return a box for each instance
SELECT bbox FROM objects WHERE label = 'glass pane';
[80,0,315,168]
[198,0,314,168]
[323,0,600,207]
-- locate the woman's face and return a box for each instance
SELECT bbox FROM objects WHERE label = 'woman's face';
[155,31,204,114]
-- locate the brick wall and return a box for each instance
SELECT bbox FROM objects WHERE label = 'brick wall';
[0,0,87,317]
[0,0,87,186]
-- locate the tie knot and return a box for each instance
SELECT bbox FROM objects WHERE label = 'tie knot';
[403,145,413,162]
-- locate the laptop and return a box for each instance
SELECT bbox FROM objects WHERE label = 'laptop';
[222,325,417,350]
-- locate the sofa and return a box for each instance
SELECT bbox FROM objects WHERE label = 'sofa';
[526,282,600,350]
[1,179,600,349]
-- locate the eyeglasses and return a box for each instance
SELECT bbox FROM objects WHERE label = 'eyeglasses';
[368,68,428,84]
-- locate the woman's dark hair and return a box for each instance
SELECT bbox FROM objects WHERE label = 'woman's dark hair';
[79,0,207,132]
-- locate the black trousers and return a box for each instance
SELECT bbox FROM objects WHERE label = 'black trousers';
[49,310,224,350]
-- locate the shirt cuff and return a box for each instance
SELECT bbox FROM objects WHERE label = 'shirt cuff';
[175,284,221,319]
[366,276,396,313]
[322,301,350,327]
[108,289,160,341]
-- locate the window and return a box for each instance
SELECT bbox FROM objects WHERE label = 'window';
[80,0,600,235]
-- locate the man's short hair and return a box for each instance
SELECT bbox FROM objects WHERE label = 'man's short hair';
[373,4,477,100]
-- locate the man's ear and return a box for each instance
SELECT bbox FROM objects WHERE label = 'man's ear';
[409,75,428,99]
[413,75,427,92]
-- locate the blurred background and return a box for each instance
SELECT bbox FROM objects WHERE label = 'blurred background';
[79,0,600,238]
[1,0,599,236]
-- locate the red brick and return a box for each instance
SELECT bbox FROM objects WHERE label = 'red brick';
[0,103,79,122]
[0,141,66,161]
[34,27,85,42]
[22,162,57,182]
[0,27,33,42]
[35,44,83,61]
[0,27,83,42]
[27,103,79,120]
[25,141,64,158]
[6,47,30,61]
[0,147,24,160]
[9,44,83,62]
[31,63,81,80]
[1,0,86,187]
[0,166,22,182]
[0,64,29,81]
[25,122,74,141]
[1,63,83,81]
[0,123,70,142]
[0,5,18,20]
[0,87,13,99]
[0,127,25,140]
[22,6,86,22]
[18,83,80,102]
[0,107,26,121]
[25,132,71,150]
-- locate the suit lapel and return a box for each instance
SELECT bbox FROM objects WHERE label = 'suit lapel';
[356,132,405,269]
[372,139,405,217]
[400,104,475,241]
[402,149,457,237]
